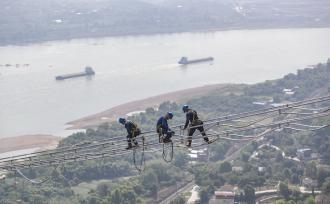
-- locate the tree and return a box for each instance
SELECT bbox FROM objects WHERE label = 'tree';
[122,190,136,204]
[243,185,256,204]
[141,170,159,198]
[278,182,290,200]
[218,161,232,173]
[304,196,315,204]
[199,188,210,204]
[292,188,301,203]
[283,168,292,180]
[321,177,330,194]
[97,183,109,197]
[174,151,189,168]
[110,189,121,204]
[210,143,228,161]
[240,152,250,162]
[170,195,186,204]
[276,152,284,162]
[305,162,317,179]
[87,196,98,204]
[317,168,330,187]
[290,173,300,184]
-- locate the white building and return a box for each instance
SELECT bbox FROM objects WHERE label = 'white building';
[297,148,312,160]
[283,88,295,95]
[209,191,235,204]
[232,166,243,173]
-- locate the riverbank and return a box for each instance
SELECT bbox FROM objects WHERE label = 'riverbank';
[0,135,60,154]
[68,83,241,130]
[1,25,329,47]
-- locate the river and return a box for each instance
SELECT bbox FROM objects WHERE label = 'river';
[0,28,330,138]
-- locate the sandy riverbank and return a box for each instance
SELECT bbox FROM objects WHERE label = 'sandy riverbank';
[67,83,240,130]
[0,135,60,154]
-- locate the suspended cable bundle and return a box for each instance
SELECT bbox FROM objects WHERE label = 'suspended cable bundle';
[0,95,329,174]
[283,124,330,132]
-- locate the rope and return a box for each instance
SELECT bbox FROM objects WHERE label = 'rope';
[133,136,145,173]
[162,141,174,163]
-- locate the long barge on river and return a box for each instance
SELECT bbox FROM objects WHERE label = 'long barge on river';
[178,57,214,65]
[55,67,95,80]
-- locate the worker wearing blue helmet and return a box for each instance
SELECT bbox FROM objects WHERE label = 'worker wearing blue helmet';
[182,105,209,147]
[156,112,175,143]
[118,118,141,149]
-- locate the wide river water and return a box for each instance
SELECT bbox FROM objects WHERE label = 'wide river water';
[1,28,330,138]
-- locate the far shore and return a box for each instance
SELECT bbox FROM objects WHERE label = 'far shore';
[1,25,328,47]
[0,83,242,155]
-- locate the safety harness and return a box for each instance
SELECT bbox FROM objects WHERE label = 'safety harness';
[130,121,141,137]
[189,109,201,126]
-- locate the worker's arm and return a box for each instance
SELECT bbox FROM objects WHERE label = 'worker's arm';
[162,118,169,132]
[184,113,190,129]
[126,123,133,138]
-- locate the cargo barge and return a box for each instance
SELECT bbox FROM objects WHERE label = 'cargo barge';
[55,67,95,80]
[178,57,214,65]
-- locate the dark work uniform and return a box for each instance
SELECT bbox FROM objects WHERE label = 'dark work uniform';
[125,120,140,147]
[184,109,209,146]
[156,116,173,142]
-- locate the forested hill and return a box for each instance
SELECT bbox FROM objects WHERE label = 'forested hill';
[1,0,330,45]
[0,60,329,203]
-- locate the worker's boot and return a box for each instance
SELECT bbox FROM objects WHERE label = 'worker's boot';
[164,135,172,143]
[186,139,192,148]
[134,141,139,147]
[204,137,210,143]
[126,143,133,150]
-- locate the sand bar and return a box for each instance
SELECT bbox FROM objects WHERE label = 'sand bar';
[67,84,237,130]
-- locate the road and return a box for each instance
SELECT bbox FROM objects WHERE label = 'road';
[159,180,195,204]
[187,186,200,204]
[256,187,322,204]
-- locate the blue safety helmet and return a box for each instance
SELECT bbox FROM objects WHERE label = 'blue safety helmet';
[167,112,174,119]
[182,105,189,113]
[118,118,126,124]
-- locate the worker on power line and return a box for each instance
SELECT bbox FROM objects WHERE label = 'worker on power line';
[118,118,141,150]
[156,112,175,143]
[182,105,209,147]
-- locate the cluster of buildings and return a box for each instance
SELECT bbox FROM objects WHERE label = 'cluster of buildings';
[252,87,299,107]
[297,148,319,162]
[188,148,209,164]
[0,171,5,181]
[209,185,241,204]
